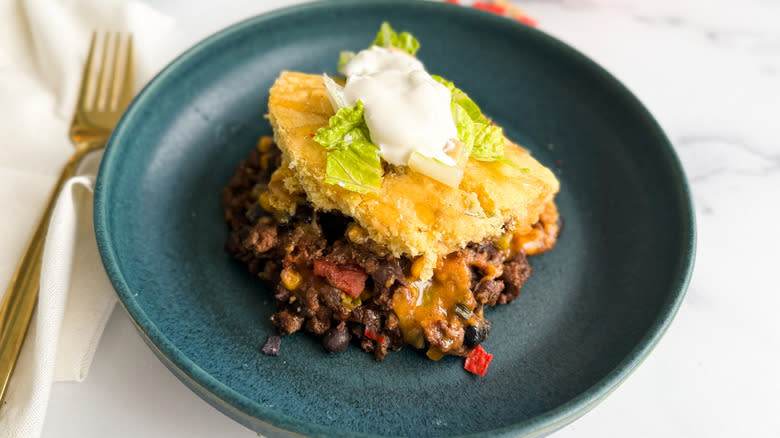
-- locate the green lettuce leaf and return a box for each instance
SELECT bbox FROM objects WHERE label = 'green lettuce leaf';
[434,75,529,171]
[470,123,505,161]
[313,102,383,194]
[337,51,355,72]
[432,75,489,125]
[471,123,529,172]
[372,22,420,55]
[338,23,418,73]
[451,103,475,160]
[434,75,501,161]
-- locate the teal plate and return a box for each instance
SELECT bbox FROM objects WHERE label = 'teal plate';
[94,1,695,437]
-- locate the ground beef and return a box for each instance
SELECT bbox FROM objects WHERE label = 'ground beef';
[244,218,278,254]
[221,148,277,230]
[222,142,547,360]
[500,252,534,305]
[271,309,303,335]
[474,279,505,307]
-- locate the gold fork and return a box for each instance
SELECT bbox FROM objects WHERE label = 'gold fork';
[0,32,133,405]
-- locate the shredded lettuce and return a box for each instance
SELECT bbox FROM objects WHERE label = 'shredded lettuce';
[451,103,475,162]
[432,75,504,161]
[471,122,529,171]
[338,23,419,73]
[372,22,420,55]
[434,75,529,171]
[313,102,383,193]
[432,75,488,125]
[470,123,504,161]
[338,51,355,72]
[322,74,348,112]
[434,75,505,162]
[317,24,529,194]
[471,123,530,172]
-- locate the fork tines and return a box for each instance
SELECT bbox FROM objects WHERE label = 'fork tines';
[79,32,134,113]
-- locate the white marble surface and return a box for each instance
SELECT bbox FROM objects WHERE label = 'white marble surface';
[41,0,780,437]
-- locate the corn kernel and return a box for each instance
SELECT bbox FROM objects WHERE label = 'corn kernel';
[340,293,362,311]
[406,330,425,350]
[280,268,302,291]
[346,223,367,244]
[257,136,274,153]
[426,347,445,361]
[410,256,426,279]
[258,191,273,212]
[494,232,512,251]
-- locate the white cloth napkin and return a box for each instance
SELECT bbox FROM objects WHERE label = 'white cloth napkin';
[0,0,175,436]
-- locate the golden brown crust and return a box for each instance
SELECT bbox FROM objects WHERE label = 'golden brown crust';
[267,71,559,279]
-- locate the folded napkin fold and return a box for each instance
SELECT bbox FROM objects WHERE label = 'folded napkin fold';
[0,0,174,436]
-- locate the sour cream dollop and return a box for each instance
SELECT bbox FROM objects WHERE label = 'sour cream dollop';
[339,46,457,166]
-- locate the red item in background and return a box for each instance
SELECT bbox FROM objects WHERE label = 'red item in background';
[446,0,538,28]
[513,13,538,27]
[472,1,506,15]
[464,345,494,376]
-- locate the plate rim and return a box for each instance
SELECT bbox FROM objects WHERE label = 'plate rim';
[94,1,697,437]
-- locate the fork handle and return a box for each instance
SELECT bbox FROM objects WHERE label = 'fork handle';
[0,151,86,407]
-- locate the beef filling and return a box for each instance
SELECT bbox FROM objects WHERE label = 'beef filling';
[222,141,548,360]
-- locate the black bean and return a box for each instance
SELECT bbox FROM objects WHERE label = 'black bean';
[464,323,490,349]
[323,324,351,354]
[464,325,480,348]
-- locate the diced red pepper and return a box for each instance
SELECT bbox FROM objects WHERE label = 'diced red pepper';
[464,345,493,376]
[313,259,334,276]
[364,327,386,344]
[513,13,538,27]
[313,260,367,297]
[472,2,507,15]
